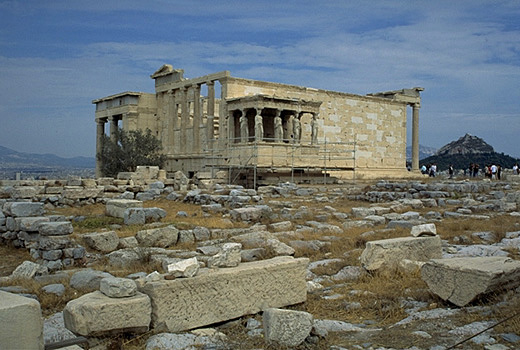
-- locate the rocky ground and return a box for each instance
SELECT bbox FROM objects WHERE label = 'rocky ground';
[2,177,520,350]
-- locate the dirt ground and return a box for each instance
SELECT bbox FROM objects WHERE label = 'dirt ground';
[0,245,31,276]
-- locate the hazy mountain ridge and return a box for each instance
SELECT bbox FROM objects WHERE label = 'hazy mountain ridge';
[0,145,95,179]
[0,145,95,168]
[406,144,437,160]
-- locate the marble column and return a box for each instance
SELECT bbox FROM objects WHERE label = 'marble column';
[412,103,420,171]
[167,90,176,154]
[206,81,215,149]
[180,86,189,153]
[95,119,106,178]
[193,84,201,153]
[109,116,119,143]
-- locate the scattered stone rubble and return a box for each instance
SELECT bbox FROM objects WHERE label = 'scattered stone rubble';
[2,175,520,349]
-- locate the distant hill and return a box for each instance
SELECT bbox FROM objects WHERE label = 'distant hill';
[420,134,519,171]
[0,145,95,179]
[406,144,437,160]
[436,134,494,156]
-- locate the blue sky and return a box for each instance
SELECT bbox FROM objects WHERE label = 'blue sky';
[1,0,519,158]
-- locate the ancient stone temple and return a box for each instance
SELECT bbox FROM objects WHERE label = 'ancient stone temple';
[94,65,423,184]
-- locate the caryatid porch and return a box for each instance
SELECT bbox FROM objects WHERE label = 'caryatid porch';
[226,95,321,144]
[220,95,325,169]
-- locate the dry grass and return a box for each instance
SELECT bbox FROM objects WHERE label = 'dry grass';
[0,245,32,276]
[304,268,431,327]
[436,214,520,244]
[0,276,84,317]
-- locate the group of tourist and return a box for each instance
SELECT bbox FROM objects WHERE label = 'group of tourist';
[420,163,437,177]
[486,164,501,180]
[419,163,520,179]
[468,163,506,180]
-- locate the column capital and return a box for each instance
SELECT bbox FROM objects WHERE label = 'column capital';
[412,102,421,109]
[206,80,215,86]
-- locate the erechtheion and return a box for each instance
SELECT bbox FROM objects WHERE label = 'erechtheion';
[94,65,423,184]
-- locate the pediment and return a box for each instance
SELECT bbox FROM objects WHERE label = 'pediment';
[151,64,174,78]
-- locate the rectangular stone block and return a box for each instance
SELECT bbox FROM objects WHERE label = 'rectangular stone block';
[106,199,143,218]
[15,216,50,232]
[63,291,151,336]
[38,221,73,236]
[4,202,44,217]
[422,257,520,307]
[0,291,43,350]
[10,186,44,199]
[360,236,442,271]
[62,186,104,199]
[140,256,309,332]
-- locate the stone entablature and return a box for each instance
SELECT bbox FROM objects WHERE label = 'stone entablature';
[93,65,423,180]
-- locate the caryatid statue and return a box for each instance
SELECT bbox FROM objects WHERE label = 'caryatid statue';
[240,115,248,143]
[274,114,283,142]
[293,115,301,143]
[285,114,294,142]
[311,114,319,145]
[254,113,264,142]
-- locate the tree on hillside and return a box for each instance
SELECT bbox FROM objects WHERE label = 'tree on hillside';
[97,128,166,177]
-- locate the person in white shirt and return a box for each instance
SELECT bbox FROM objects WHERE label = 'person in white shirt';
[490,164,498,180]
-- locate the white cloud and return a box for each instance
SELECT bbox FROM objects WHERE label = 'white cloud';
[1,0,519,157]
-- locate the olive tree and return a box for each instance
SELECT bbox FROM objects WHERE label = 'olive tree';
[97,128,166,177]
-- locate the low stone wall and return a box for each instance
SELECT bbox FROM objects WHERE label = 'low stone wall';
[0,202,85,271]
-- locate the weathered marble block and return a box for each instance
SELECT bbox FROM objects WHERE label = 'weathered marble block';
[0,291,44,350]
[140,256,309,332]
[15,216,49,232]
[4,202,44,217]
[62,186,104,199]
[263,308,313,347]
[38,221,73,236]
[360,236,442,271]
[106,199,143,218]
[63,291,151,336]
[421,257,520,307]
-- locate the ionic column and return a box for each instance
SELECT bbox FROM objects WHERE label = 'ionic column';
[193,84,201,153]
[95,119,106,178]
[167,90,176,153]
[412,103,420,171]
[109,116,119,143]
[206,81,215,148]
[180,86,189,153]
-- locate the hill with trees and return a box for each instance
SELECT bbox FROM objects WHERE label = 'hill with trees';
[420,134,519,171]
